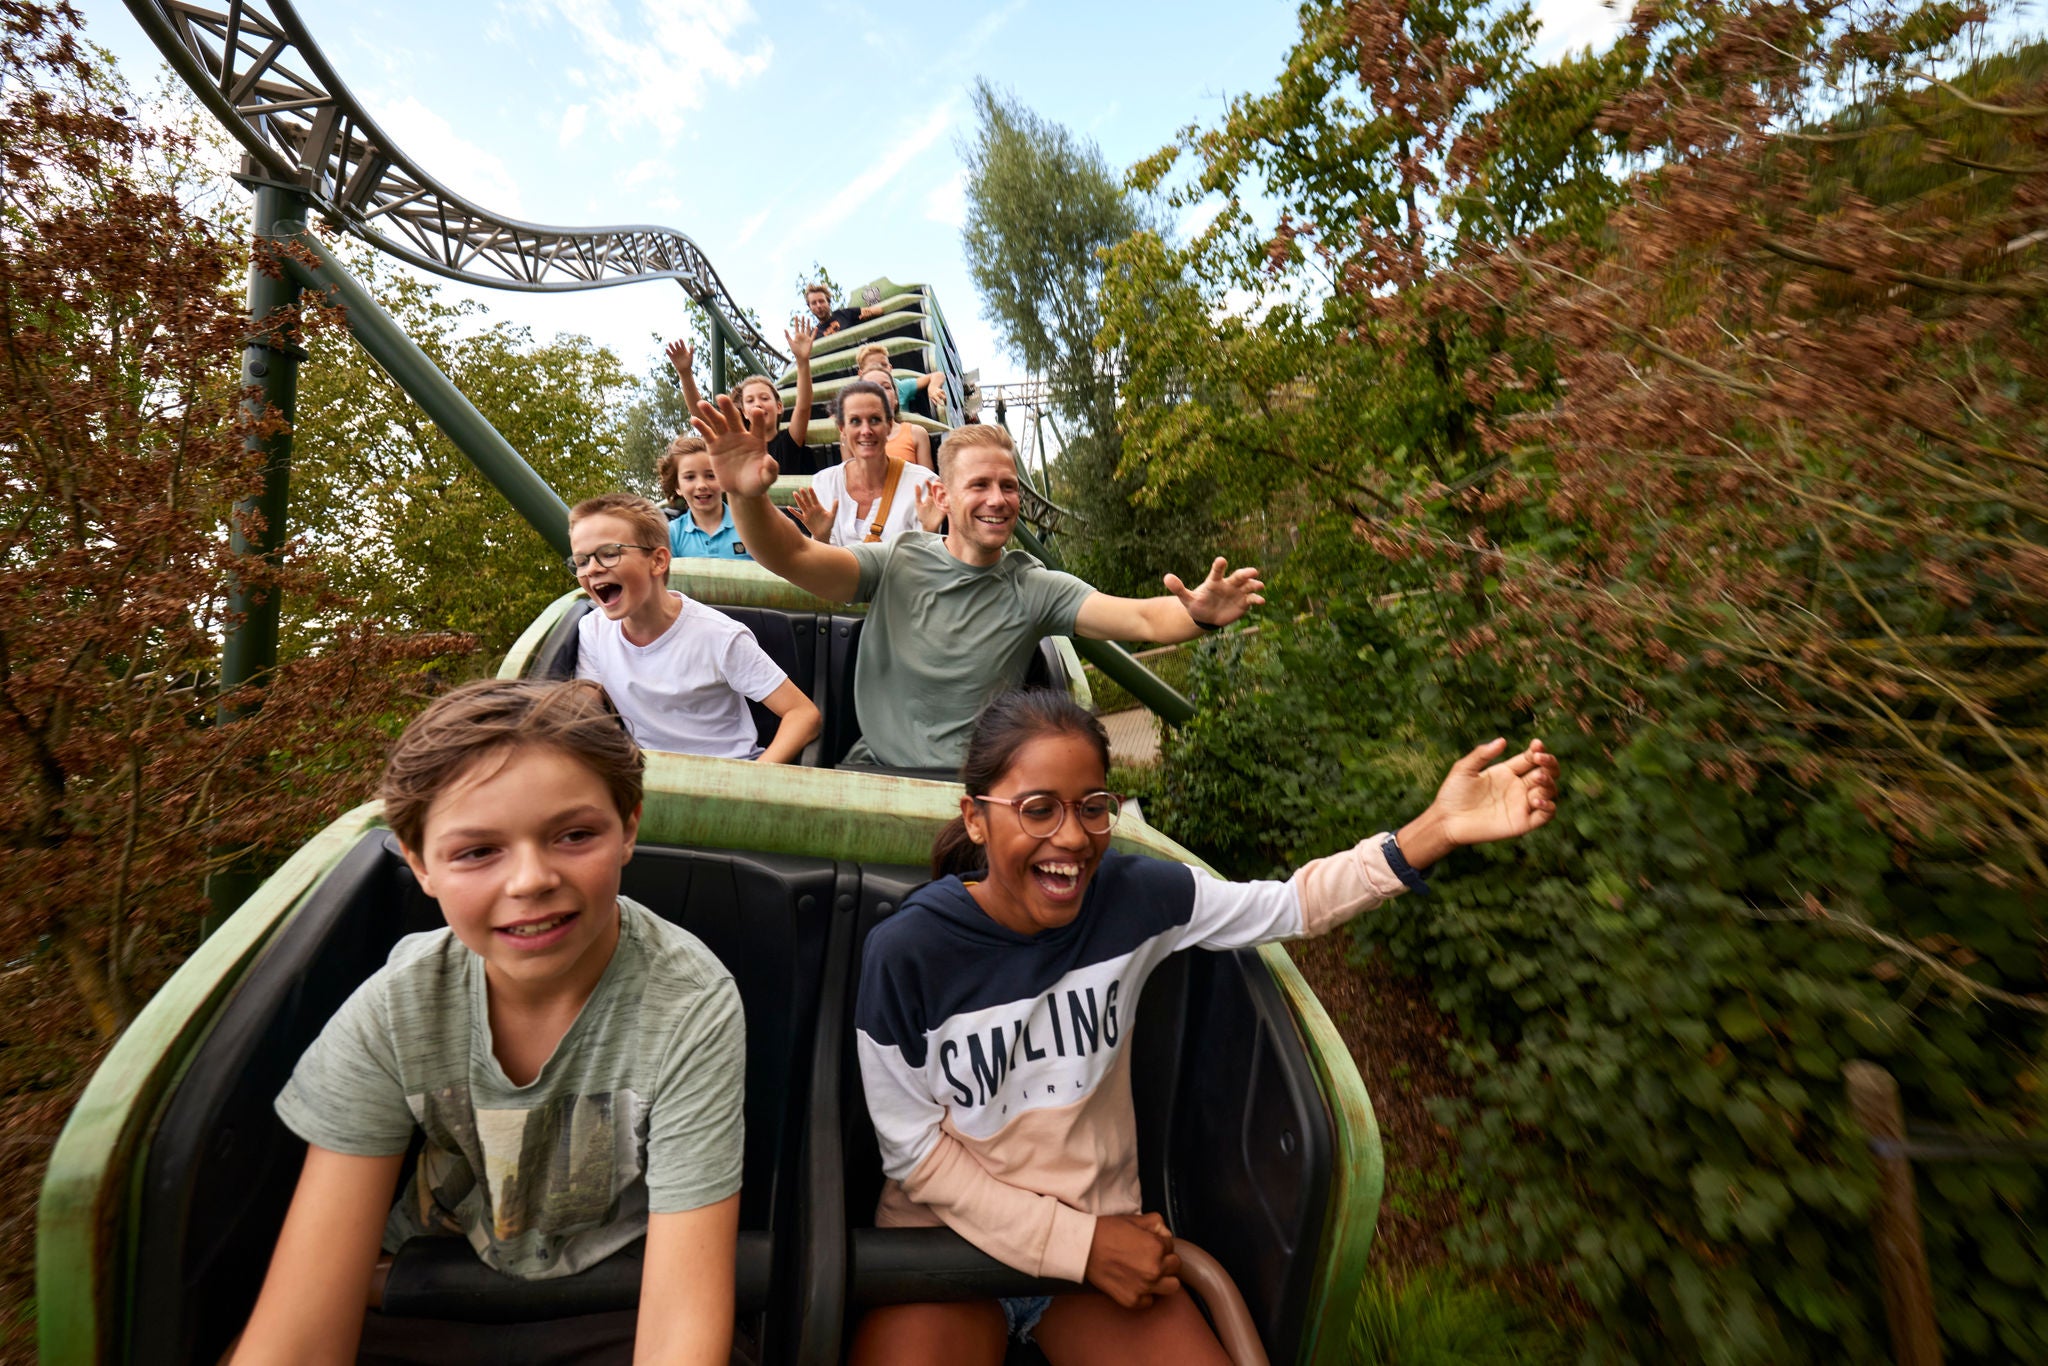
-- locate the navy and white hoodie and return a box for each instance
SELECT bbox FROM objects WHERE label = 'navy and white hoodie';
[854,838,1409,1282]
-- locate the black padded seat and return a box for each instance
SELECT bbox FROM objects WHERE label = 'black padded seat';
[127,831,848,1366]
[712,605,818,761]
[819,616,1073,772]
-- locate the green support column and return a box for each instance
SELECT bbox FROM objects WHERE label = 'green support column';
[205,183,309,931]
[270,223,572,554]
[709,322,727,396]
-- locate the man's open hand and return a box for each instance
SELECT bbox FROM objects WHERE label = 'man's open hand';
[1163,558,1265,630]
[691,395,780,500]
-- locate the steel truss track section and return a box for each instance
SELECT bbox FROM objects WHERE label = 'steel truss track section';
[126,0,785,364]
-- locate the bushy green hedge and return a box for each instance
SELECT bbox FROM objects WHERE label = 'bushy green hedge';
[1155,597,2047,1364]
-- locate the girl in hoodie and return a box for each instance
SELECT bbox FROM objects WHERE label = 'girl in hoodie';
[851,689,1560,1364]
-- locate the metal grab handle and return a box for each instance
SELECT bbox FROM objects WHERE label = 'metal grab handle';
[1175,1239,1270,1366]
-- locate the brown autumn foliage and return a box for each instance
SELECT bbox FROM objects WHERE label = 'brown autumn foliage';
[1455,2,2048,902]
[0,0,470,1037]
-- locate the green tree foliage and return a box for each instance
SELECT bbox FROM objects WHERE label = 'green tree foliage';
[959,79,1221,597]
[285,248,641,659]
[0,3,462,1035]
[1110,1,2047,1360]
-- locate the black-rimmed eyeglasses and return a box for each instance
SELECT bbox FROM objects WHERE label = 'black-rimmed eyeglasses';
[565,542,657,574]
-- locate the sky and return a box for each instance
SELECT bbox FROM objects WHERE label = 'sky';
[72,0,1630,388]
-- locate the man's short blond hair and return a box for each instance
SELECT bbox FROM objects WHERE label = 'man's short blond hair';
[805,283,832,303]
[569,492,669,552]
[937,424,1017,482]
[853,343,892,374]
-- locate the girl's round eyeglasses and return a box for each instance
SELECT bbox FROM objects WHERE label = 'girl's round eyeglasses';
[974,791,1123,838]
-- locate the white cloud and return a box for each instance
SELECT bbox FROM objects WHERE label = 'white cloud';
[731,205,775,248]
[773,96,961,254]
[1530,0,1629,62]
[559,103,588,146]
[622,156,669,188]
[527,0,774,144]
[369,94,528,215]
[939,0,1028,68]
[923,169,968,229]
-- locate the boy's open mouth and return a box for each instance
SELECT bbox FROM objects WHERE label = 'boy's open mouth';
[590,581,624,607]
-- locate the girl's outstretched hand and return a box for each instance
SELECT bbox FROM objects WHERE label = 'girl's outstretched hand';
[664,337,694,383]
[691,395,780,500]
[1432,738,1560,848]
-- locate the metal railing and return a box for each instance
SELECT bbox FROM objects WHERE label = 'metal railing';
[124,0,783,370]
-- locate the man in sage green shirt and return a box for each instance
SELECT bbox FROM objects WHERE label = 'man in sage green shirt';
[692,407,1266,772]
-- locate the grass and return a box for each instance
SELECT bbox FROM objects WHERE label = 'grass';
[1345,1269,1574,1366]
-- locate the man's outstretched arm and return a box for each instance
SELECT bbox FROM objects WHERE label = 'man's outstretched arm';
[1073,557,1265,645]
[692,395,863,603]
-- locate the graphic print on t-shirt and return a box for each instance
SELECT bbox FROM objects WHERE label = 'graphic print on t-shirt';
[408,1083,648,1244]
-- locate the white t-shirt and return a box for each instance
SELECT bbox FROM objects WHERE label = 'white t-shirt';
[576,593,789,759]
[810,459,940,546]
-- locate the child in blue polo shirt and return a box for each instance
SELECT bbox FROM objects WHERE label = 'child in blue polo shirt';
[665,435,750,561]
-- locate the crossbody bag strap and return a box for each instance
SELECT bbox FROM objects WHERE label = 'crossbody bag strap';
[864,456,907,542]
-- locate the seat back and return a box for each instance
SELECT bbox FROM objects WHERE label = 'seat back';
[711,606,817,754]
[128,832,840,1365]
[819,614,865,766]
[817,617,1072,771]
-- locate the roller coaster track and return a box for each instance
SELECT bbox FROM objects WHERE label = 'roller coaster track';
[124,0,786,366]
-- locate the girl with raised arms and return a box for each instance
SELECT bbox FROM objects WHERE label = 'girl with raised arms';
[851,689,1560,1364]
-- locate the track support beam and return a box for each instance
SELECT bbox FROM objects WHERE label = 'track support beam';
[205,183,310,933]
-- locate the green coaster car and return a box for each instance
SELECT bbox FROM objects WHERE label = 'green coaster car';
[38,566,1383,1364]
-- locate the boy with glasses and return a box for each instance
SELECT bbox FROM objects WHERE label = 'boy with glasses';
[568,494,819,763]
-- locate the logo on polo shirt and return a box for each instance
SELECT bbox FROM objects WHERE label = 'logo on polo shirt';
[733,543,745,554]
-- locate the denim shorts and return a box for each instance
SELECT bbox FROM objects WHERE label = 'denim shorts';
[1000,1294,1054,1342]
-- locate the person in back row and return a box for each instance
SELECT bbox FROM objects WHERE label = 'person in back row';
[234,678,745,1366]
[854,351,936,470]
[663,434,749,560]
[790,380,944,547]
[571,493,820,763]
[690,398,1263,772]
[854,342,946,422]
[805,282,890,338]
[667,319,835,476]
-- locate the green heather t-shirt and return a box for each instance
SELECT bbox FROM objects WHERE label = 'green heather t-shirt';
[846,532,1095,769]
[274,896,744,1280]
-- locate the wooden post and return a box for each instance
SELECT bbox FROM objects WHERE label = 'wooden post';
[1844,1061,1944,1366]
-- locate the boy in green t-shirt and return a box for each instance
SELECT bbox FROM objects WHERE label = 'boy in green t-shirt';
[233,680,745,1365]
